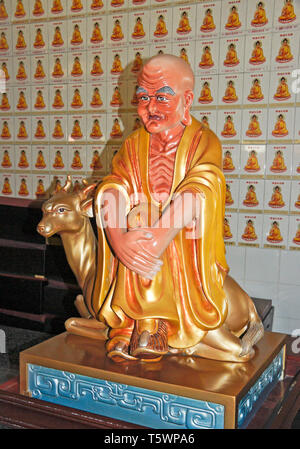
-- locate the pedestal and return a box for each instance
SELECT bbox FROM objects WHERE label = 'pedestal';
[19,331,287,429]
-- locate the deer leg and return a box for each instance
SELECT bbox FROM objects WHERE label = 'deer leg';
[65,317,108,340]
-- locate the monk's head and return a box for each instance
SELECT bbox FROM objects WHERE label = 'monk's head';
[137,54,194,135]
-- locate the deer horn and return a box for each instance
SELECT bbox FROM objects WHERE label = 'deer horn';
[62,175,72,192]
[81,182,97,199]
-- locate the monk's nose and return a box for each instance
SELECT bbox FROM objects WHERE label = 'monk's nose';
[147,97,157,114]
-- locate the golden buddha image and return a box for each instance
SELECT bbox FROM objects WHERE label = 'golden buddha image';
[223,218,233,240]
[222,80,238,103]
[268,185,285,208]
[53,150,64,169]
[17,120,28,139]
[71,88,83,109]
[278,0,296,23]
[51,0,64,14]
[33,1,44,17]
[267,221,283,243]
[297,165,300,174]
[225,5,242,30]
[111,0,124,7]
[201,8,216,32]
[221,115,237,138]
[91,22,103,43]
[35,179,45,198]
[52,57,64,78]
[132,17,146,39]
[110,117,123,138]
[35,150,46,169]
[1,62,9,81]
[90,87,102,108]
[71,0,83,11]
[177,11,192,35]
[111,19,124,41]
[52,26,64,47]
[90,150,103,170]
[295,193,300,209]
[18,178,29,196]
[222,150,235,172]
[133,117,142,131]
[249,41,266,65]
[243,185,259,207]
[0,92,9,110]
[90,118,102,139]
[276,38,293,63]
[201,116,210,128]
[154,15,168,37]
[0,0,8,20]
[251,2,268,27]
[131,85,139,106]
[71,119,83,139]
[18,151,28,169]
[224,43,239,67]
[246,115,263,138]
[15,0,26,18]
[34,90,46,109]
[110,86,123,107]
[90,0,103,10]
[242,219,258,241]
[225,183,234,206]
[71,57,83,77]
[131,52,143,73]
[270,150,287,172]
[1,150,11,168]
[272,114,289,137]
[111,54,123,74]
[0,32,8,51]
[52,119,64,139]
[16,30,26,50]
[90,55,103,76]
[52,89,64,109]
[292,224,300,245]
[1,120,10,138]
[33,28,45,49]
[34,120,46,139]
[71,150,83,170]
[16,91,27,110]
[179,48,189,65]
[248,78,264,102]
[198,81,213,104]
[71,24,83,46]
[199,46,214,69]
[244,149,260,171]
[53,178,62,194]
[34,60,46,80]
[274,77,291,101]
[2,177,12,195]
[73,180,81,193]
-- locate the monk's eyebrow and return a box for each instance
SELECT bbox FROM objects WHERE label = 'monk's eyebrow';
[156,86,175,95]
[136,87,148,94]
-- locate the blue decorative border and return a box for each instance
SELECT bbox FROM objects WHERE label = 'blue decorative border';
[27,364,224,429]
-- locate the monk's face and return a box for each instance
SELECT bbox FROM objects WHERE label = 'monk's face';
[137,56,194,135]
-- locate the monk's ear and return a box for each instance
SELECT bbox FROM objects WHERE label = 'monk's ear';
[182,90,194,126]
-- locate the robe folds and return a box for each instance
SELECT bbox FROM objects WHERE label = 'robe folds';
[92,116,229,348]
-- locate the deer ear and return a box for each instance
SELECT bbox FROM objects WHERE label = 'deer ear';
[80,197,94,218]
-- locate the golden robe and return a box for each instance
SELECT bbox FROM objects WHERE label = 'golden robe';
[93,117,229,348]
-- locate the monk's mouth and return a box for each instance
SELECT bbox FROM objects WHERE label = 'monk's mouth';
[148,115,162,121]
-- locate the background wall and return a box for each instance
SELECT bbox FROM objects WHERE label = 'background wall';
[0,0,299,334]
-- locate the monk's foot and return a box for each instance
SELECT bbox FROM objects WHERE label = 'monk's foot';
[106,336,138,363]
[130,319,168,361]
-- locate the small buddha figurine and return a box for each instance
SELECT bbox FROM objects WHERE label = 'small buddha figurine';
[52,26,64,47]
[1,120,10,138]
[111,0,124,7]
[52,119,64,139]
[71,88,83,109]
[224,43,239,67]
[35,120,46,139]
[34,60,46,80]
[51,0,64,14]
[295,194,300,208]
[179,48,189,65]
[35,150,46,169]
[33,29,45,49]
[91,22,103,43]
[110,86,123,107]
[18,178,29,196]
[90,87,103,108]
[17,121,28,139]
[243,184,259,207]
[248,78,264,102]
[16,91,27,110]
[111,20,124,41]
[34,90,46,109]
[90,119,102,139]
[2,177,12,195]
[16,61,27,80]
[249,41,266,65]
[225,183,234,205]
[268,186,285,208]
[90,150,103,170]
[0,32,8,51]
[274,77,291,101]
[177,11,192,35]
[71,119,83,139]
[221,115,237,138]
[201,116,210,128]
[131,85,139,106]
[71,150,83,169]
[270,150,287,172]
[73,180,81,193]
[52,89,64,109]
[15,0,26,18]
[16,30,27,50]
[33,1,44,17]
[35,179,46,198]
[71,57,83,77]
[276,38,293,63]
[198,82,213,104]
[131,52,143,73]
[267,221,283,242]
[242,219,257,241]
[52,58,64,78]
[292,224,300,245]
[1,150,11,168]
[278,0,296,23]
[90,0,103,10]
[18,150,29,168]
[222,150,235,172]
[111,54,123,74]
[0,92,10,110]
[90,55,103,76]
[251,2,268,27]
[223,218,233,240]
[222,80,238,103]
[110,118,123,138]
[244,149,260,171]
[272,114,289,137]
[132,17,146,39]
[154,15,168,37]
[245,115,262,138]
[0,0,7,20]
[199,46,214,68]
[71,24,83,46]
[225,5,242,30]
[201,8,216,32]
[54,178,62,194]
[71,0,83,11]
[53,150,64,169]
[133,117,142,131]
[1,62,9,80]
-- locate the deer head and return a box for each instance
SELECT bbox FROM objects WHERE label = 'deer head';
[37,176,97,238]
